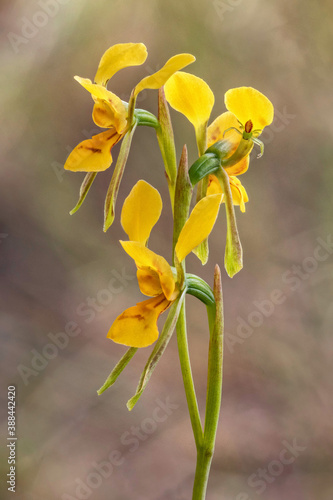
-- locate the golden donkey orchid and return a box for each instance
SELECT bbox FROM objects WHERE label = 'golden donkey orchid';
[63,43,275,500]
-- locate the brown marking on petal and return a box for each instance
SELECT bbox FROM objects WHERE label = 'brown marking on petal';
[245,120,253,133]
[79,146,102,153]
[153,297,166,309]
[119,313,145,321]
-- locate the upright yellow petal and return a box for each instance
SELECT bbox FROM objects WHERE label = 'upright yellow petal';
[94,43,148,87]
[134,53,195,97]
[164,71,215,132]
[64,130,120,172]
[120,241,176,301]
[107,295,171,347]
[175,194,222,262]
[121,180,162,244]
[224,87,274,132]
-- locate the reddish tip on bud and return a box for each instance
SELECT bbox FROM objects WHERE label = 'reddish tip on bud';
[244,120,253,133]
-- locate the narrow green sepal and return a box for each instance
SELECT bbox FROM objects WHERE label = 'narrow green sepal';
[70,172,97,215]
[103,123,137,232]
[127,290,186,411]
[97,347,138,395]
[186,274,215,306]
[156,88,178,207]
[215,167,243,277]
[189,153,220,186]
[173,145,192,283]
[135,109,160,128]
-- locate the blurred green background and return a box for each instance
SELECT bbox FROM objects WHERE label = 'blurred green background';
[1,0,333,498]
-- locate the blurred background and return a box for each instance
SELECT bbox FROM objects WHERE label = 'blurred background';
[1,0,333,498]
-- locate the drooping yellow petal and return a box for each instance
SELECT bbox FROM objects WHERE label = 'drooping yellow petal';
[74,77,128,133]
[137,268,163,296]
[64,130,120,172]
[120,241,176,301]
[224,87,274,132]
[175,194,222,262]
[207,175,249,212]
[121,180,162,244]
[94,43,148,87]
[164,71,215,132]
[107,294,171,347]
[229,176,249,212]
[134,53,196,97]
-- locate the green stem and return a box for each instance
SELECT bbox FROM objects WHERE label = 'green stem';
[176,302,204,450]
[192,267,224,499]
[172,144,203,450]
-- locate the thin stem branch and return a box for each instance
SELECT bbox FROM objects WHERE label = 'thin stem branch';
[176,302,204,450]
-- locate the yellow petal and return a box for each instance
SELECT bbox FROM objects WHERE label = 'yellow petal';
[134,53,195,97]
[229,176,249,212]
[175,194,222,262]
[137,268,162,296]
[121,180,162,244]
[120,241,176,301]
[224,87,274,132]
[74,77,127,134]
[207,111,242,149]
[208,111,250,175]
[207,175,249,212]
[94,42,148,87]
[207,175,222,195]
[164,71,215,132]
[64,130,120,172]
[107,295,171,347]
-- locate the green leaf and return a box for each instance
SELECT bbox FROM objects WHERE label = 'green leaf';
[186,274,215,306]
[188,153,220,186]
[135,109,160,128]
[97,347,138,395]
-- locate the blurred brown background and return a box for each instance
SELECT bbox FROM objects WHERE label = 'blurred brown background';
[1,0,333,499]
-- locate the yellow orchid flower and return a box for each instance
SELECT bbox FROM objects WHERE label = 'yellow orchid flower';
[165,75,274,207]
[107,180,221,347]
[64,43,195,173]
